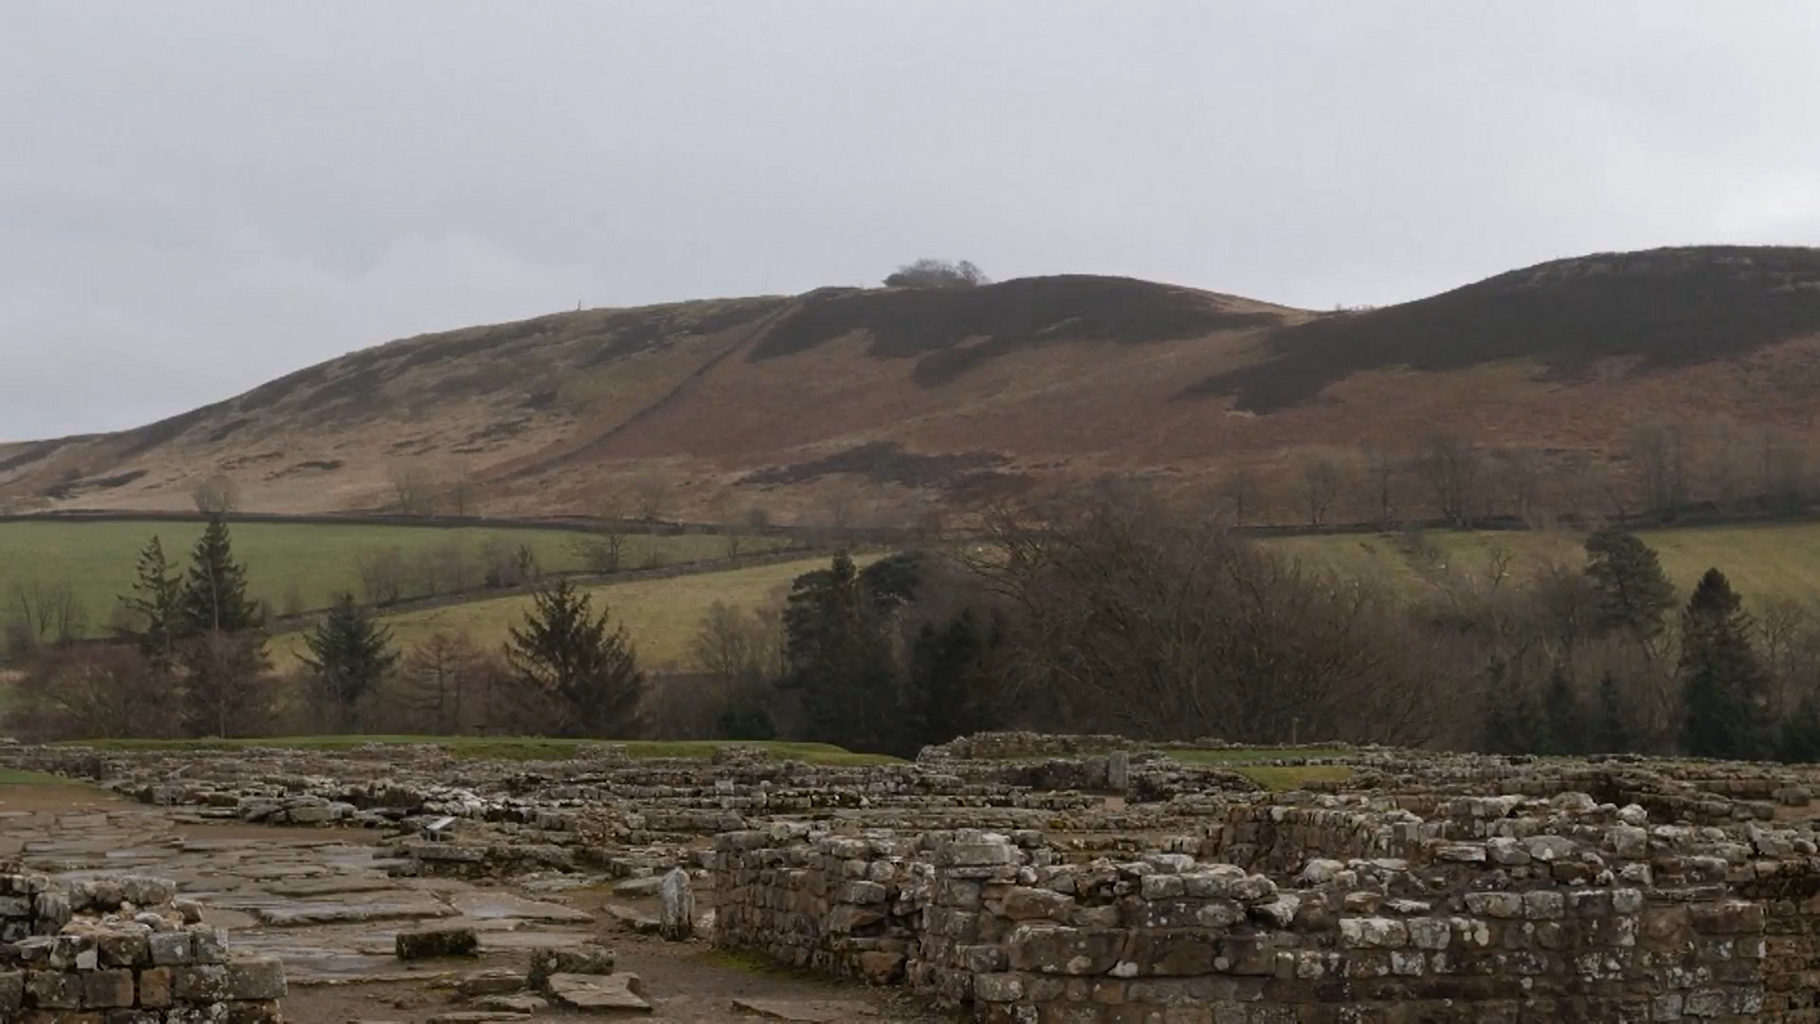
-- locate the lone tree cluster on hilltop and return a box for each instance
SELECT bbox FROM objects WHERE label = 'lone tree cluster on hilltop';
[884,258,988,289]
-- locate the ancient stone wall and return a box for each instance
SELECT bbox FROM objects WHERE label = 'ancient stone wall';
[0,872,286,1022]
[714,817,1814,1023]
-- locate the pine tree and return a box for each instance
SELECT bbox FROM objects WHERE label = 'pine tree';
[301,593,399,733]
[1584,528,1677,639]
[1542,664,1584,755]
[780,553,907,754]
[118,535,184,672]
[1481,687,1546,755]
[1776,695,1820,763]
[178,517,262,635]
[1678,568,1772,760]
[1595,671,1634,754]
[505,577,643,737]
[904,608,1007,749]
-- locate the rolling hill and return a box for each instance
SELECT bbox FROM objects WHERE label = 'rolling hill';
[5,245,1820,524]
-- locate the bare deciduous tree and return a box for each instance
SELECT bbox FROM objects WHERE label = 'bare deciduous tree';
[442,462,477,517]
[355,546,409,606]
[1491,447,1544,523]
[1214,466,1255,526]
[9,579,87,650]
[4,645,176,740]
[960,488,1441,747]
[395,631,489,735]
[630,470,673,521]
[389,462,438,517]
[191,474,240,516]
[1417,433,1482,526]
[1629,423,1688,521]
[1300,456,1341,528]
[1359,444,1400,528]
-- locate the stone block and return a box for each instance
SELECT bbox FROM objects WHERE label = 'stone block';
[1006,923,1124,975]
[26,970,82,1010]
[79,969,134,1009]
[169,964,228,1002]
[95,930,150,968]
[148,931,192,966]
[136,967,172,1008]
[528,943,615,989]
[396,925,480,960]
[225,956,288,1000]
[0,970,22,1012]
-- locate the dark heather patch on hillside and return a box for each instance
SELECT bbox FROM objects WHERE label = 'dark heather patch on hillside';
[85,469,148,490]
[0,440,67,474]
[270,459,343,478]
[1189,246,1820,412]
[461,419,531,446]
[207,418,253,443]
[742,441,1014,492]
[577,298,787,368]
[750,276,1276,384]
[220,451,283,469]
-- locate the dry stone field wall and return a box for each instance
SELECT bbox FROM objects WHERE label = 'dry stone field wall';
[7,736,1820,1021]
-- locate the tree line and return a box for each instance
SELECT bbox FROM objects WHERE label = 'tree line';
[3,518,648,741]
[10,486,1820,764]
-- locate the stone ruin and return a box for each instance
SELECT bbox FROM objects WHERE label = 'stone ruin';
[6,733,1820,1021]
[0,871,285,1022]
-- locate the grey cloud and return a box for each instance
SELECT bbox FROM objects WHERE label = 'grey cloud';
[4,0,1818,437]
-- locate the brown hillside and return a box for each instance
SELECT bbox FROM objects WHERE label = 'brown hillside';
[1194,246,1820,412]
[6,248,1820,524]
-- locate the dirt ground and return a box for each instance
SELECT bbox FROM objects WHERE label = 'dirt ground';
[0,783,944,1024]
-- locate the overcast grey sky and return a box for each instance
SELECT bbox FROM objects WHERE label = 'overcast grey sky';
[4,1,1818,440]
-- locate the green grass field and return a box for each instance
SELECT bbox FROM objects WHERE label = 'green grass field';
[1271,522,1820,605]
[276,552,870,670]
[66,735,898,765]
[0,519,784,637]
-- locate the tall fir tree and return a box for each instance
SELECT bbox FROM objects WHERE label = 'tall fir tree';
[1678,568,1772,760]
[1594,671,1634,754]
[779,552,916,755]
[1481,687,1546,755]
[302,593,399,732]
[505,577,644,737]
[118,535,184,672]
[1776,695,1820,763]
[1584,528,1677,639]
[1542,663,1584,755]
[903,607,1007,750]
[178,517,262,635]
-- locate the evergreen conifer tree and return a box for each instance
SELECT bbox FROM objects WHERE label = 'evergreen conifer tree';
[1481,687,1546,755]
[779,552,914,755]
[178,517,262,635]
[302,593,399,732]
[505,577,643,737]
[118,535,184,672]
[1584,528,1677,639]
[904,608,1007,749]
[1678,568,1772,760]
[1776,695,1820,763]
[1595,671,1634,754]
[1542,663,1584,755]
